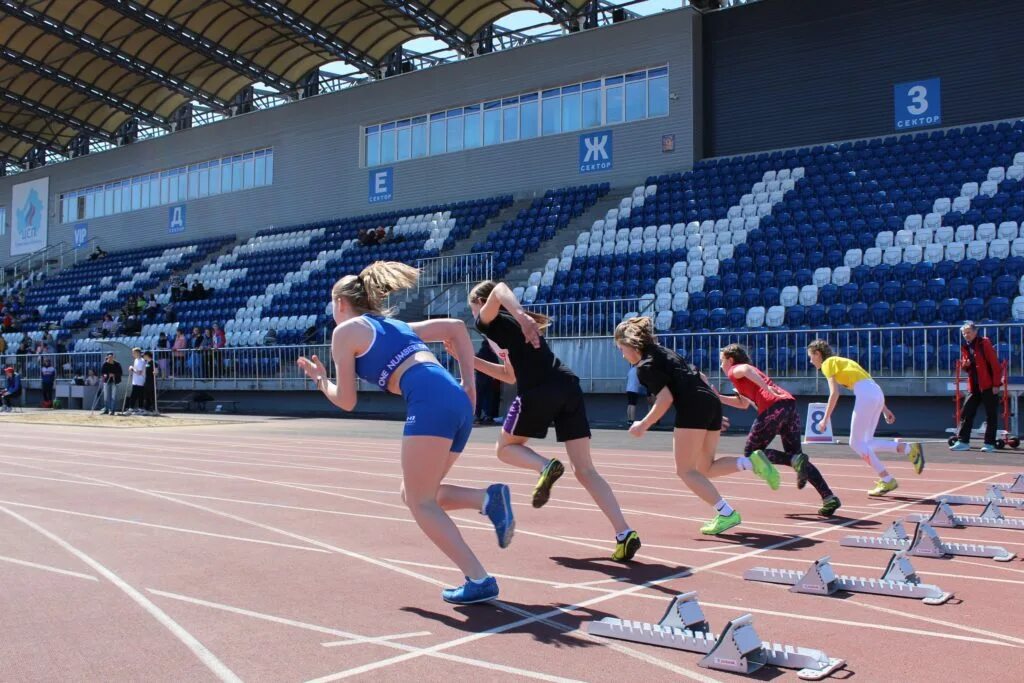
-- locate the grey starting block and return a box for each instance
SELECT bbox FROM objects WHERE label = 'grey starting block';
[909,501,1024,531]
[586,591,844,680]
[993,474,1024,494]
[744,552,952,605]
[940,485,1024,510]
[840,520,1015,562]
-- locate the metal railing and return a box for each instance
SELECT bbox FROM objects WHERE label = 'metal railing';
[525,297,656,337]
[1,237,99,288]
[417,252,493,289]
[8,322,1022,393]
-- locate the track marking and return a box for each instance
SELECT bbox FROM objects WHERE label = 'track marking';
[0,471,112,487]
[0,553,98,582]
[0,498,329,554]
[0,506,242,683]
[320,632,431,647]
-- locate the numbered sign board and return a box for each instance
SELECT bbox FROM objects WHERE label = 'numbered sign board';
[894,78,941,130]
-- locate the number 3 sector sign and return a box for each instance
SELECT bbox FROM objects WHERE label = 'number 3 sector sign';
[894,78,941,130]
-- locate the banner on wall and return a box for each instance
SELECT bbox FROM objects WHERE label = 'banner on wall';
[74,222,89,249]
[894,78,941,130]
[10,177,49,256]
[579,130,613,174]
[368,167,394,204]
[168,204,186,234]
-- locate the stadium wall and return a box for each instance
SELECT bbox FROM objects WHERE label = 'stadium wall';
[703,0,1024,157]
[0,9,700,266]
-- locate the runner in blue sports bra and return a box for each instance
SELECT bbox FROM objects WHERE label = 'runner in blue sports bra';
[297,261,514,606]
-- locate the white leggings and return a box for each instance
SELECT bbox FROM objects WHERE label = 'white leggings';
[850,380,900,475]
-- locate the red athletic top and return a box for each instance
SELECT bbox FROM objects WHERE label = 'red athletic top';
[726,364,792,414]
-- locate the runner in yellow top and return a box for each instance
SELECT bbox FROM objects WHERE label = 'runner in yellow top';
[807,340,926,496]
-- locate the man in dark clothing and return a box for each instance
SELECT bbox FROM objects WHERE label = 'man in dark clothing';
[952,321,1003,452]
[100,353,123,415]
[40,358,56,408]
[474,339,502,424]
[143,351,157,413]
[1,367,22,411]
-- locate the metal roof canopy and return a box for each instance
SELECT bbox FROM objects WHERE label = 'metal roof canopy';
[0,0,615,169]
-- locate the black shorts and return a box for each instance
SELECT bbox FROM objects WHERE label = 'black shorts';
[674,387,723,431]
[503,376,591,442]
[626,391,640,406]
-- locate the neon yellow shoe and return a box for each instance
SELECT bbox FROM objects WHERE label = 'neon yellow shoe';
[906,442,925,475]
[700,510,741,535]
[611,531,641,562]
[750,450,780,491]
[532,458,564,508]
[868,479,899,497]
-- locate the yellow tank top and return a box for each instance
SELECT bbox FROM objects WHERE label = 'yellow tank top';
[820,356,871,390]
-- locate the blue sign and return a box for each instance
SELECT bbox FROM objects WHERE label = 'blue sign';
[168,204,186,234]
[369,167,393,204]
[73,222,88,249]
[894,78,941,130]
[579,130,613,174]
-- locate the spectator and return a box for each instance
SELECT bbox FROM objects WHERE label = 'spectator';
[16,336,31,355]
[89,245,107,260]
[474,339,501,425]
[100,352,123,415]
[172,330,187,376]
[144,297,160,322]
[375,226,387,244]
[212,323,226,349]
[101,313,116,337]
[357,229,372,246]
[126,347,146,414]
[952,321,1003,452]
[122,314,142,336]
[0,335,6,355]
[202,328,215,376]
[143,351,157,414]
[191,281,207,301]
[263,328,278,346]
[40,358,56,408]
[85,368,100,387]
[1,366,22,411]
[163,301,177,324]
[190,326,203,349]
[2,312,12,332]
[156,332,171,378]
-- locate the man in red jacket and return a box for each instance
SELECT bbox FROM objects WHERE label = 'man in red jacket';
[951,321,1002,452]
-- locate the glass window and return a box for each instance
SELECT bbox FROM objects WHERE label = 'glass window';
[520,94,538,140]
[606,85,623,124]
[463,105,481,149]
[542,89,560,136]
[198,166,209,197]
[396,120,411,161]
[242,154,255,188]
[253,155,265,186]
[446,110,463,152]
[85,191,94,219]
[503,102,518,142]
[105,185,115,216]
[380,123,396,163]
[648,73,668,118]
[264,151,273,184]
[483,101,501,146]
[412,117,427,158]
[430,113,446,155]
[625,71,646,121]
[132,178,142,209]
[178,167,188,197]
[582,80,602,128]
[366,129,380,166]
[561,84,581,132]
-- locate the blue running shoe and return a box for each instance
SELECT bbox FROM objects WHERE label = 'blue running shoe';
[950,441,971,451]
[485,483,515,548]
[442,576,499,605]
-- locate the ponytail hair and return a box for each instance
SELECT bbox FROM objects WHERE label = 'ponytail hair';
[468,279,552,331]
[332,261,419,316]
[806,339,834,360]
[614,316,656,352]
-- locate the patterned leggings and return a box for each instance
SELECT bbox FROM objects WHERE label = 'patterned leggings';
[744,400,834,500]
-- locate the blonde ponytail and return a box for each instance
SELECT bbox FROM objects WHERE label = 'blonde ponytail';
[331,261,419,315]
[468,279,552,331]
[613,316,656,352]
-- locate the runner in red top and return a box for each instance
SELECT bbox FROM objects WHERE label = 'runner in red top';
[717,344,841,517]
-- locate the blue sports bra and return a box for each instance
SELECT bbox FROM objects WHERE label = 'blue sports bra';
[353,315,430,392]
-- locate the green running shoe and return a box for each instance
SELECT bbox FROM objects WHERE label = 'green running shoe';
[906,442,925,475]
[750,450,780,491]
[791,452,809,490]
[532,458,564,508]
[700,510,741,535]
[818,496,842,517]
[611,531,641,562]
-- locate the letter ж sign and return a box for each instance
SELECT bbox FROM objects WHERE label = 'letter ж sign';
[579,130,613,174]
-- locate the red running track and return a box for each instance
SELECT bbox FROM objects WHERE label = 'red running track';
[1,417,1022,682]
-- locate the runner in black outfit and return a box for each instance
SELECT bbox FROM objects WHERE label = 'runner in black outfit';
[614,317,780,535]
[465,280,641,562]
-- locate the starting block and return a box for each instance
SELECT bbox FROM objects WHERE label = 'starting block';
[993,473,1024,494]
[940,484,1024,510]
[840,520,1015,562]
[586,592,844,680]
[744,552,952,605]
[909,501,1024,531]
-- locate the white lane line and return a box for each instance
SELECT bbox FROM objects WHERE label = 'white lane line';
[0,472,111,487]
[0,498,329,554]
[320,632,431,647]
[0,506,242,683]
[146,589,583,683]
[0,553,98,582]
